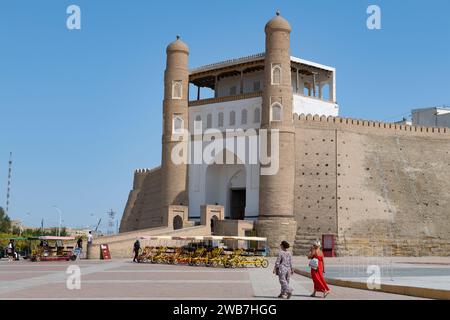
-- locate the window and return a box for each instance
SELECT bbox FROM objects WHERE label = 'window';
[229,111,236,126]
[270,103,282,121]
[271,64,281,85]
[241,109,248,125]
[173,114,184,133]
[206,113,212,129]
[172,80,182,99]
[253,81,261,92]
[254,108,261,123]
[229,86,237,96]
[218,112,224,127]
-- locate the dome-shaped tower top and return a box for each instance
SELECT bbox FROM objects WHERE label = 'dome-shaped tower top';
[166,35,189,54]
[265,10,291,33]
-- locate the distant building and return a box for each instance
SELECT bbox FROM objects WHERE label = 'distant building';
[411,106,450,128]
[395,117,412,126]
[65,228,91,237]
[10,220,23,229]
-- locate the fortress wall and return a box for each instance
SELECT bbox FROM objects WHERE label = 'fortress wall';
[294,127,338,242]
[294,114,450,256]
[119,167,163,232]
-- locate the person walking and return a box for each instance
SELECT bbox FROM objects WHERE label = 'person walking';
[273,241,294,299]
[7,240,15,262]
[76,237,83,258]
[77,237,83,249]
[308,240,330,298]
[133,239,141,263]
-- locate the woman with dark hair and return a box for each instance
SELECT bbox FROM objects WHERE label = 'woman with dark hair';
[273,241,294,299]
[308,240,330,298]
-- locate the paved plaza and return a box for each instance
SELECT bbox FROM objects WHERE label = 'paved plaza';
[293,256,450,292]
[0,257,433,300]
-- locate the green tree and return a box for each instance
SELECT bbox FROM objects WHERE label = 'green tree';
[0,207,11,233]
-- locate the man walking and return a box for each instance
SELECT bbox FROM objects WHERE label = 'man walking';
[133,239,141,263]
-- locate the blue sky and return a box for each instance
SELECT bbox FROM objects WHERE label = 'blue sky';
[0,0,449,230]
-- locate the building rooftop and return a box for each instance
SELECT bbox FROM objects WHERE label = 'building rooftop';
[412,106,450,113]
[189,53,335,75]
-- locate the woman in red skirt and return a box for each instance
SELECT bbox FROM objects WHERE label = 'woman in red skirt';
[308,241,330,298]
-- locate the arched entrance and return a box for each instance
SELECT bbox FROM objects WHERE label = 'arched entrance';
[210,215,219,234]
[173,215,183,230]
[205,163,246,220]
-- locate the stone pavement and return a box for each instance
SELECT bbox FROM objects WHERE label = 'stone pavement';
[292,256,450,292]
[0,258,426,299]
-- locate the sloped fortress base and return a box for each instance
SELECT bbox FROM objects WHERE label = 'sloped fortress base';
[255,217,297,255]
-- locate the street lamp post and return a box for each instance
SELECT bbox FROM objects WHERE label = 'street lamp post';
[53,206,62,236]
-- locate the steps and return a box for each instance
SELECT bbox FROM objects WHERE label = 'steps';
[293,232,320,256]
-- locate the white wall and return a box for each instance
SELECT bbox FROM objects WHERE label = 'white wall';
[412,108,450,128]
[293,94,339,117]
[188,98,262,219]
[187,94,339,220]
[189,97,262,132]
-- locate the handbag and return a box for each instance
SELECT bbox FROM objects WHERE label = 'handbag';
[309,258,319,270]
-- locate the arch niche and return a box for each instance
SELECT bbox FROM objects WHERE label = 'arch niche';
[205,149,246,220]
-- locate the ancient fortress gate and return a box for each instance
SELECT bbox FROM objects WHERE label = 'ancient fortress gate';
[120,13,450,256]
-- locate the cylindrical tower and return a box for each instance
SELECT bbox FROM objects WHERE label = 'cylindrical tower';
[255,12,297,254]
[160,36,189,224]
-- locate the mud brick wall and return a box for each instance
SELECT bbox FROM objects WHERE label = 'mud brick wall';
[119,167,163,232]
[294,114,450,256]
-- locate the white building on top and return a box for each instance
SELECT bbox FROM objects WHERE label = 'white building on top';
[186,53,338,220]
[411,106,450,128]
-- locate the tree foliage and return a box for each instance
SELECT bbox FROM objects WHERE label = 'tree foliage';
[0,207,11,233]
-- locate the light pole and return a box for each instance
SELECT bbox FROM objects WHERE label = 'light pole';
[90,213,102,233]
[53,206,62,236]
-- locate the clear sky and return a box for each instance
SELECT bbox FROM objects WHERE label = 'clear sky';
[0,0,449,231]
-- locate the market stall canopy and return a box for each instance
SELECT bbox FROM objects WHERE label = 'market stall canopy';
[38,236,75,241]
[138,235,267,242]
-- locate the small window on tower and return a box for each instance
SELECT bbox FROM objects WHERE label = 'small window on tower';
[173,114,184,133]
[172,80,182,99]
[271,64,282,85]
[270,103,282,121]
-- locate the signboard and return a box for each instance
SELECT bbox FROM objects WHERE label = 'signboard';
[100,244,111,260]
[322,234,335,257]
